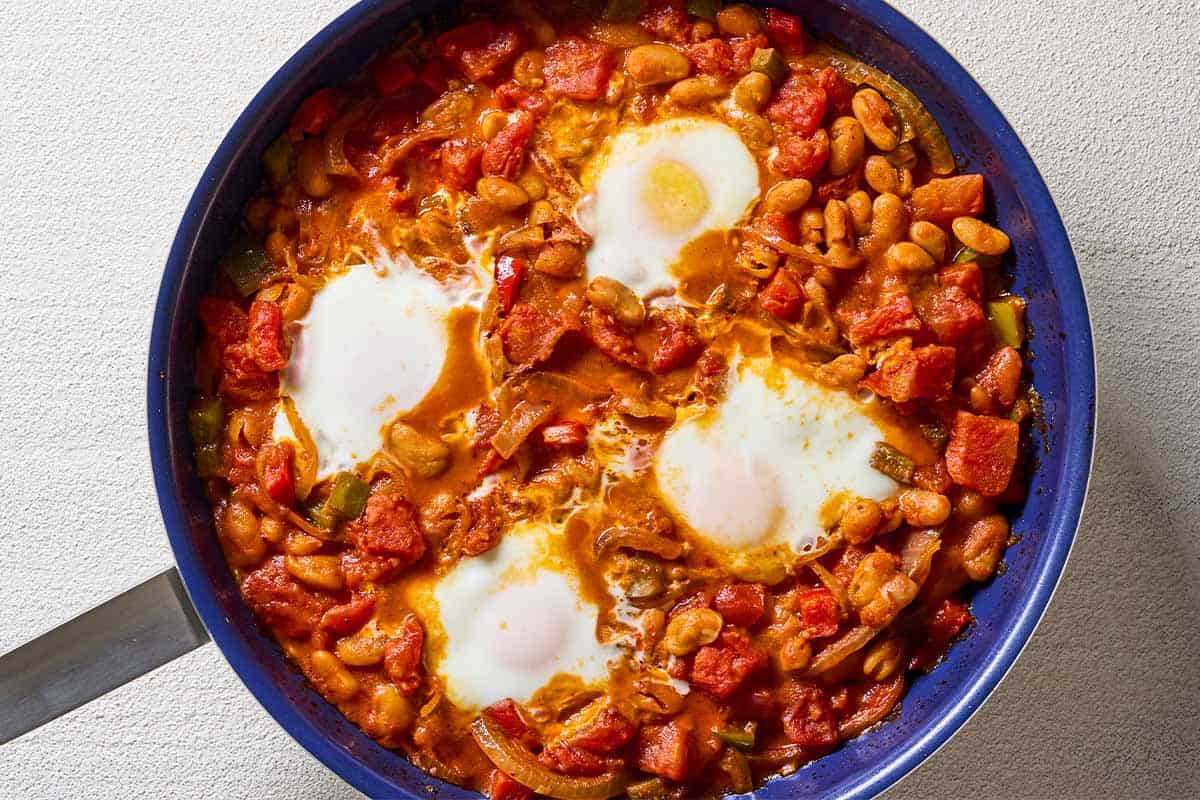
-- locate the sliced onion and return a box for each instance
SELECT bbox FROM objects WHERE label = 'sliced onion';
[594,527,683,560]
[379,126,454,174]
[740,227,862,269]
[816,45,956,176]
[281,398,318,503]
[837,674,905,739]
[898,529,941,585]
[808,561,850,615]
[324,104,365,180]
[805,625,879,676]
[491,400,556,459]
[471,717,630,800]
[747,742,817,767]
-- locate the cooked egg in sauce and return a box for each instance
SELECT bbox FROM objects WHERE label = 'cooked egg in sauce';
[654,357,898,579]
[272,254,487,480]
[403,518,620,711]
[578,117,760,297]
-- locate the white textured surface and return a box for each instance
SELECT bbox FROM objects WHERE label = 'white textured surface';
[0,1,1197,798]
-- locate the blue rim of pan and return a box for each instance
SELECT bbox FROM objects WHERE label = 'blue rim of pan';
[148,1,1096,797]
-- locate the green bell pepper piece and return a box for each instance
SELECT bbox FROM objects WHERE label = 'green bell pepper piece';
[194,442,222,479]
[262,134,294,188]
[954,246,981,263]
[685,0,719,20]
[222,234,272,298]
[986,297,1025,348]
[326,471,370,519]
[750,47,787,86]
[188,397,224,445]
[870,442,914,484]
[603,0,645,21]
[716,725,756,751]
[626,778,666,800]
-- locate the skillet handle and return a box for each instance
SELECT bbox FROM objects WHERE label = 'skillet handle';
[0,567,210,744]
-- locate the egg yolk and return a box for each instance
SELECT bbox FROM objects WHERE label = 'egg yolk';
[641,159,709,234]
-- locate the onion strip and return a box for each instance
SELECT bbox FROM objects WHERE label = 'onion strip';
[813,45,956,176]
[594,527,684,560]
[739,227,862,269]
[809,561,850,615]
[491,400,556,459]
[837,674,905,739]
[805,624,879,676]
[471,717,629,800]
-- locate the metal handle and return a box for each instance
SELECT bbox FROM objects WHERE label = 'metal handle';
[0,567,210,744]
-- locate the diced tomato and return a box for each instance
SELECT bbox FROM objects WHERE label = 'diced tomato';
[912,460,952,494]
[636,719,691,782]
[383,614,424,694]
[372,54,417,96]
[975,346,1023,409]
[540,744,617,777]
[247,300,287,371]
[339,551,404,589]
[939,261,983,300]
[766,74,827,138]
[816,170,861,202]
[759,211,798,243]
[730,34,769,72]
[240,557,333,639]
[486,770,532,800]
[224,442,256,486]
[482,112,534,179]
[494,255,526,314]
[319,593,376,637]
[920,285,986,346]
[539,421,588,451]
[927,597,972,642]
[638,0,690,43]
[685,38,734,75]
[477,447,507,478]
[782,682,838,747]
[691,627,767,699]
[909,175,985,225]
[472,405,503,452]
[945,411,1020,495]
[796,588,840,639]
[439,138,484,191]
[494,82,551,115]
[434,21,525,82]
[773,130,830,178]
[815,66,854,117]
[500,303,572,366]
[860,345,957,403]
[714,583,766,628]
[650,316,704,373]
[588,308,646,369]
[418,60,450,95]
[669,590,713,618]
[697,350,726,377]
[198,296,248,348]
[485,699,540,748]
[457,494,503,556]
[219,342,279,402]
[291,88,338,135]
[257,442,295,506]
[568,708,637,753]
[847,294,923,347]
[760,267,806,321]
[544,37,615,101]
[349,494,427,563]
[765,8,806,55]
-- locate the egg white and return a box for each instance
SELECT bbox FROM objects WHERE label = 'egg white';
[273,253,487,480]
[654,357,899,579]
[405,518,621,711]
[578,117,760,297]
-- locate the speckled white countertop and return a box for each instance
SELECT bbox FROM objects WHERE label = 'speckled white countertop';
[1,1,1197,797]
